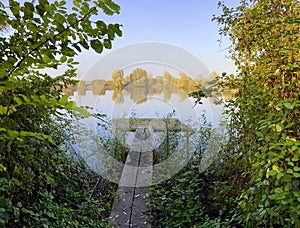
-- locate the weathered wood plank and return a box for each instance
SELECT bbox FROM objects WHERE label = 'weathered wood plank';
[111,118,192,132]
[131,150,152,227]
[136,151,153,187]
[109,186,134,227]
[110,150,140,227]
[130,186,151,228]
[119,151,140,187]
[110,129,153,227]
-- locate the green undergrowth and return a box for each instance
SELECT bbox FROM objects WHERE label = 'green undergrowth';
[148,117,242,227]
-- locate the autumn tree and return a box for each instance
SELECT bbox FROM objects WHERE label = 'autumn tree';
[111,69,124,88]
[130,68,147,84]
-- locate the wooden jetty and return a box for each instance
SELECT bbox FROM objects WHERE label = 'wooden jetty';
[109,118,193,227]
[111,118,192,133]
[109,128,153,227]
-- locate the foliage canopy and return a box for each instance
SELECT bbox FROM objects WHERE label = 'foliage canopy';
[0,0,121,226]
[214,0,300,225]
[153,0,300,227]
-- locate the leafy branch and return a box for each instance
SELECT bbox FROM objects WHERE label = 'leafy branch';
[8,7,97,77]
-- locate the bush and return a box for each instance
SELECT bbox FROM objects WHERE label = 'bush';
[0,0,122,226]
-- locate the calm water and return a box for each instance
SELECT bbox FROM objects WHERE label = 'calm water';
[66,43,228,182]
[70,86,223,128]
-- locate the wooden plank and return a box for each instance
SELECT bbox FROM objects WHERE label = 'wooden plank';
[110,150,140,227]
[109,186,134,227]
[111,118,192,132]
[110,129,153,227]
[130,187,151,228]
[131,150,152,227]
[119,151,140,187]
[136,150,153,187]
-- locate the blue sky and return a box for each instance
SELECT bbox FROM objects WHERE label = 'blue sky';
[3,0,240,77]
[78,0,240,77]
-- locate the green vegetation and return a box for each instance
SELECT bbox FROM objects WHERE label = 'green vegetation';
[0,0,121,226]
[214,0,300,226]
[151,0,300,227]
[1,0,299,227]
[150,116,231,227]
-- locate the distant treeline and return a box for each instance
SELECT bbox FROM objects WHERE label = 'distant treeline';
[62,68,234,103]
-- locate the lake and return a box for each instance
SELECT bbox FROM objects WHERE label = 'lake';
[64,43,230,185]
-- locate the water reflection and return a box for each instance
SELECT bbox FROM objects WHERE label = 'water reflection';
[69,68,229,183]
[64,68,202,104]
[64,67,235,128]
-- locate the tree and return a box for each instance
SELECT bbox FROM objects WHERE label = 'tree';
[0,0,122,226]
[212,0,300,226]
[130,68,147,83]
[111,69,124,88]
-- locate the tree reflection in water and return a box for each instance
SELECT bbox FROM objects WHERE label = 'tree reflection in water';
[64,68,233,105]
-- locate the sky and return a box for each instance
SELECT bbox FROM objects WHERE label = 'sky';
[72,0,241,125]
[77,0,241,78]
[2,0,240,78]
[1,0,241,76]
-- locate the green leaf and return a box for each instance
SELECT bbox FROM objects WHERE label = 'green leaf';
[36,3,46,16]
[273,124,282,132]
[114,24,122,36]
[96,20,107,30]
[59,95,68,105]
[43,135,53,143]
[0,164,7,172]
[13,96,23,104]
[0,105,8,115]
[103,39,112,49]
[287,168,293,174]
[20,131,35,137]
[60,55,67,63]
[79,39,89,49]
[10,177,21,186]
[73,106,90,117]
[20,94,31,103]
[10,1,21,18]
[43,54,51,64]
[40,95,47,102]
[67,13,77,25]
[74,0,80,7]
[61,47,76,57]
[274,187,283,194]
[276,173,284,180]
[72,43,81,52]
[294,166,300,172]
[90,39,103,53]
[54,13,66,24]
[283,102,293,109]
[31,95,41,102]
[255,131,264,138]
[66,101,76,109]
[97,0,120,15]
[24,2,34,11]
[288,161,294,167]
[293,172,300,178]
[67,58,74,63]
[23,2,34,19]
